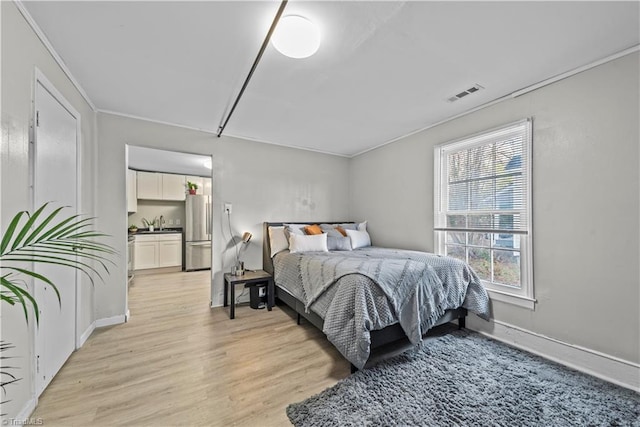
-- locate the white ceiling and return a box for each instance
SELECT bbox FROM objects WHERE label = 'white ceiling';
[128,145,212,177]
[23,1,640,157]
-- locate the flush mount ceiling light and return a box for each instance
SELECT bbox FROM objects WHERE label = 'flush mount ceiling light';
[271,15,320,59]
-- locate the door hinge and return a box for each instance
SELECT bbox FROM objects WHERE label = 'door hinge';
[36,354,40,373]
[36,111,40,127]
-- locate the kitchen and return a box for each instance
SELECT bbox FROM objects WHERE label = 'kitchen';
[126,146,213,288]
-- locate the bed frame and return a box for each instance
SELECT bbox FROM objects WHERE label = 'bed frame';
[262,221,467,372]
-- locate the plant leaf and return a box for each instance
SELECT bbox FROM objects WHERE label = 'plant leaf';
[7,267,61,306]
[1,203,114,327]
[0,210,26,255]
[10,204,49,251]
[0,276,38,324]
[23,205,66,246]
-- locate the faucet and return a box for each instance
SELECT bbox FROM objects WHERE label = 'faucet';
[159,215,165,231]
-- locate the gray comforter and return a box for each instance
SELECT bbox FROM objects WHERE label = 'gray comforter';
[274,247,490,369]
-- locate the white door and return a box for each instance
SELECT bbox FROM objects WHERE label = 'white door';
[33,79,78,396]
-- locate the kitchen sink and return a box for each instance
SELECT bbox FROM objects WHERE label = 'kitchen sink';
[136,228,183,234]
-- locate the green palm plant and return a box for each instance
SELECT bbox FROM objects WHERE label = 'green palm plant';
[1,203,116,322]
[0,203,115,412]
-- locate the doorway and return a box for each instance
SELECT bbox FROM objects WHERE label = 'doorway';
[125,145,214,316]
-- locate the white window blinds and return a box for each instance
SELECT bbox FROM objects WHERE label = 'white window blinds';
[435,119,532,236]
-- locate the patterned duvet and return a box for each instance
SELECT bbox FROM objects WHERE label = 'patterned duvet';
[273,247,490,369]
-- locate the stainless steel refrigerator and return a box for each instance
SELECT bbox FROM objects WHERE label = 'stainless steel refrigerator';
[185,194,211,270]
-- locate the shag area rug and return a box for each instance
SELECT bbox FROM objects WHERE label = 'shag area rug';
[287,330,640,426]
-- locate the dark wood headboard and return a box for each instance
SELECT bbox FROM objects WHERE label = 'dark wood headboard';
[262,221,353,275]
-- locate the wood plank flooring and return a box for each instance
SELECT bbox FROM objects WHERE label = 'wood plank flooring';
[32,271,349,426]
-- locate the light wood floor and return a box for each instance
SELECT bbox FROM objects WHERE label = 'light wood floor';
[32,271,349,426]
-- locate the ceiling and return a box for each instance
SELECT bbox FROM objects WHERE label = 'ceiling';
[128,145,212,177]
[22,1,640,157]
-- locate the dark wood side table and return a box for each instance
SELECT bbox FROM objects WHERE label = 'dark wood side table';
[223,270,274,319]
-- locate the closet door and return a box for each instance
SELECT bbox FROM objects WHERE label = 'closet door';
[33,78,78,396]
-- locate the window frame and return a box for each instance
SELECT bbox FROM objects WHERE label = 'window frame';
[434,119,535,309]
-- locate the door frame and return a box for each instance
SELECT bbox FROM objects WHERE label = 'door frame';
[125,145,215,315]
[31,68,84,396]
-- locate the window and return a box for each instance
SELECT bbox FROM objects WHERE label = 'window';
[434,119,534,309]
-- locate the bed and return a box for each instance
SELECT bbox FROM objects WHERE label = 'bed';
[262,221,490,371]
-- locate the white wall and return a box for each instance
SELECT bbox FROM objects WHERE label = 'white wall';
[1,1,99,420]
[350,53,640,365]
[96,112,350,319]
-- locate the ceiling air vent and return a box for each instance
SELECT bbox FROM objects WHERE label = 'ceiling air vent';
[447,84,484,102]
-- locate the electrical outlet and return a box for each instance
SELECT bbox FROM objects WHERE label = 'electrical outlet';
[168,219,174,225]
[224,203,232,214]
[175,219,181,225]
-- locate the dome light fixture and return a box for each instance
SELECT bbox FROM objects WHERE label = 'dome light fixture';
[271,15,320,59]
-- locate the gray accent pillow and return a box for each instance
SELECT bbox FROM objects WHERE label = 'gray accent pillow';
[284,224,308,234]
[320,224,344,238]
[284,223,309,241]
[327,235,352,251]
[339,223,357,230]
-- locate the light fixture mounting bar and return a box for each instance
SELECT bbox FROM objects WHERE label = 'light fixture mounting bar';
[217,0,288,138]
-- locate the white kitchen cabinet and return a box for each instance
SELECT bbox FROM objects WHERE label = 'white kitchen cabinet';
[137,172,186,201]
[162,174,186,201]
[134,236,160,270]
[159,239,182,267]
[137,171,162,200]
[127,169,137,212]
[134,233,182,270]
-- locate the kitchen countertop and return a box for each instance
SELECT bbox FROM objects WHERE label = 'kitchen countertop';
[130,228,183,235]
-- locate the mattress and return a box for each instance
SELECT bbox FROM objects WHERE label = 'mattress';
[273,246,490,368]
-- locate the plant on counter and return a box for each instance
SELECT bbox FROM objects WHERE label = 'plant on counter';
[0,203,115,410]
[141,217,158,230]
[128,224,138,233]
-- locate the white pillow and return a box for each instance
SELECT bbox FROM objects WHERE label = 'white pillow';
[346,229,371,249]
[268,226,289,257]
[289,233,328,254]
[357,220,367,231]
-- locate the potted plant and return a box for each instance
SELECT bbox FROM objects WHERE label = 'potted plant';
[141,217,158,232]
[1,203,114,405]
[186,181,198,195]
[128,224,138,234]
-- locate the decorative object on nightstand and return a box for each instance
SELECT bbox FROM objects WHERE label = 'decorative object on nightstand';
[224,202,252,275]
[233,232,252,275]
[224,270,274,319]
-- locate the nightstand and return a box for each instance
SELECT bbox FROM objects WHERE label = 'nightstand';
[223,270,274,319]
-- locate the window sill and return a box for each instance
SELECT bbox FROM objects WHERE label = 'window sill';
[486,288,536,310]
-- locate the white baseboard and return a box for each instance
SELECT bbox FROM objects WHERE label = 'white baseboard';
[11,397,38,425]
[95,314,126,328]
[466,316,640,392]
[78,321,95,348]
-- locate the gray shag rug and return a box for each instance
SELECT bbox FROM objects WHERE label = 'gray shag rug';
[287,330,640,426]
